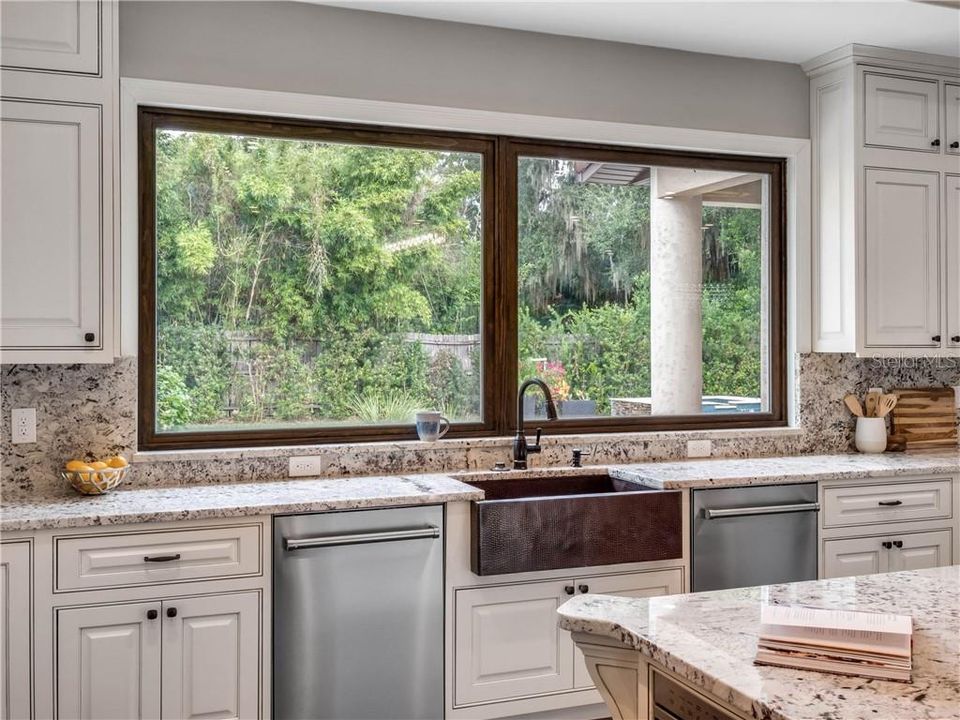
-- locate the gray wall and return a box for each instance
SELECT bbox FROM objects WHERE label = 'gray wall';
[120,1,809,138]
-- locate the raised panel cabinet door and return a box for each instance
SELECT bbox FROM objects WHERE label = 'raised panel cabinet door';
[0,543,31,720]
[160,593,260,720]
[946,84,960,155]
[864,73,939,151]
[947,175,960,347]
[0,99,103,351]
[864,168,940,347]
[56,602,161,720]
[454,580,575,706]
[573,569,683,689]
[822,536,887,579]
[887,529,953,572]
[0,0,100,74]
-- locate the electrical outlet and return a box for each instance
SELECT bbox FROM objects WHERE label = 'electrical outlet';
[12,408,36,444]
[687,439,711,458]
[289,455,325,477]
[954,386,960,409]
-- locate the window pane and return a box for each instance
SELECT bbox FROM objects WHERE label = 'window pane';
[154,129,483,433]
[517,156,769,420]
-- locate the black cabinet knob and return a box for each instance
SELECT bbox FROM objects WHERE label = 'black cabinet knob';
[578,584,589,594]
[893,540,903,549]
[564,585,575,595]
[84,332,95,342]
[166,607,178,618]
[931,138,941,147]
[951,336,960,343]
[146,609,158,620]
[882,541,893,549]
[932,335,941,343]
[951,141,960,149]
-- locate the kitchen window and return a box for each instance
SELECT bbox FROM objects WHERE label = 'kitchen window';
[139,108,786,450]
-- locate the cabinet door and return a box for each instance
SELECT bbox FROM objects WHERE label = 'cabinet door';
[864,168,940,347]
[887,529,953,572]
[0,543,31,720]
[0,0,100,75]
[454,580,574,706]
[161,593,260,720]
[822,536,886,579]
[1,99,103,351]
[57,602,161,720]
[946,84,960,155]
[573,569,683,689]
[947,175,960,347]
[864,73,939,151]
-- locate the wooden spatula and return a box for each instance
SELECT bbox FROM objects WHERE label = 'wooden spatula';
[865,389,881,417]
[844,394,864,417]
[876,394,898,417]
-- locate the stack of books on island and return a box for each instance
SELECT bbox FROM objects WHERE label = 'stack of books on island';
[754,604,913,682]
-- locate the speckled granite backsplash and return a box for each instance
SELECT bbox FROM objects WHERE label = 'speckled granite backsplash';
[2,354,958,499]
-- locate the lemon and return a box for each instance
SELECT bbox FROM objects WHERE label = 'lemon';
[106,456,129,469]
[89,461,108,470]
[65,459,89,472]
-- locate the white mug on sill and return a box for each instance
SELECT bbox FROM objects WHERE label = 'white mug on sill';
[415,411,450,442]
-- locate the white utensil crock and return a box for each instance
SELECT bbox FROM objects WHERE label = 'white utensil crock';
[855,417,887,453]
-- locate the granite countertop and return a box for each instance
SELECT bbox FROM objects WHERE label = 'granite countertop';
[610,450,960,489]
[558,566,960,720]
[0,474,482,531]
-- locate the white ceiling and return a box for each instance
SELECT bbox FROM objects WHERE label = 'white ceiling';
[316,1,960,64]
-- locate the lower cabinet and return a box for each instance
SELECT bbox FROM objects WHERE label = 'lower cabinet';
[1,542,32,720]
[454,568,682,707]
[57,592,260,720]
[823,529,953,579]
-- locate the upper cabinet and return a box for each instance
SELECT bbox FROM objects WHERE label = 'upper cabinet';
[864,73,940,151]
[0,0,117,363]
[806,46,960,356]
[0,0,102,75]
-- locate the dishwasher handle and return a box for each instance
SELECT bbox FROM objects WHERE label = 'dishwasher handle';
[703,502,820,520]
[283,525,440,550]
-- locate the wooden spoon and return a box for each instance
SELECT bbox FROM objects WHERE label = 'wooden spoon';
[844,394,864,417]
[865,389,881,417]
[876,394,898,418]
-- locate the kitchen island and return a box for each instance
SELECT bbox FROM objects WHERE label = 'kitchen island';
[558,566,959,720]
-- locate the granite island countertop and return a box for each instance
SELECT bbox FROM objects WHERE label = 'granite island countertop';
[558,565,960,720]
[0,473,482,531]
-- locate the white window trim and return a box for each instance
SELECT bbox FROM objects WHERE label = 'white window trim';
[120,77,811,426]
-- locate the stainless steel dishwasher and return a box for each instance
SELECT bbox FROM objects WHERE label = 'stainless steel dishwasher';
[273,505,444,720]
[692,483,819,592]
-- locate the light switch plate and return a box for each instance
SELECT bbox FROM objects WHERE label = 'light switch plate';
[289,455,326,477]
[12,408,36,444]
[687,439,711,458]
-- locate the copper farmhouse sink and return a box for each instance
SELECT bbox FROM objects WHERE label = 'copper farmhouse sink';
[464,473,682,576]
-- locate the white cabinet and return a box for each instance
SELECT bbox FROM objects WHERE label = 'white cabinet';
[864,168,940,347]
[864,73,940,151]
[57,593,261,720]
[947,174,960,347]
[0,0,101,75]
[824,529,953,578]
[454,580,574,705]
[1,542,32,720]
[0,99,104,352]
[161,594,260,720]
[944,84,960,155]
[453,568,683,707]
[57,602,162,720]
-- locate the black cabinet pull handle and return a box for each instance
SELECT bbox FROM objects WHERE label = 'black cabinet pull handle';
[166,607,178,618]
[878,500,903,506]
[951,141,960,149]
[564,585,575,595]
[144,553,181,563]
[882,541,893,549]
[84,332,95,342]
[146,609,158,620]
[932,335,941,342]
[893,540,903,549]
[931,138,941,147]
[578,584,589,594]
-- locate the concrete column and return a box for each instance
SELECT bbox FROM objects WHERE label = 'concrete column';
[650,168,703,415]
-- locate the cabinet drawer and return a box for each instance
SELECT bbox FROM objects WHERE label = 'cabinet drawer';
[822,479,952,528]
[56,525,262,591]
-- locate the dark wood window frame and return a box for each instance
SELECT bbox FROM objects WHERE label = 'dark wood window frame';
[138,107,787,451]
